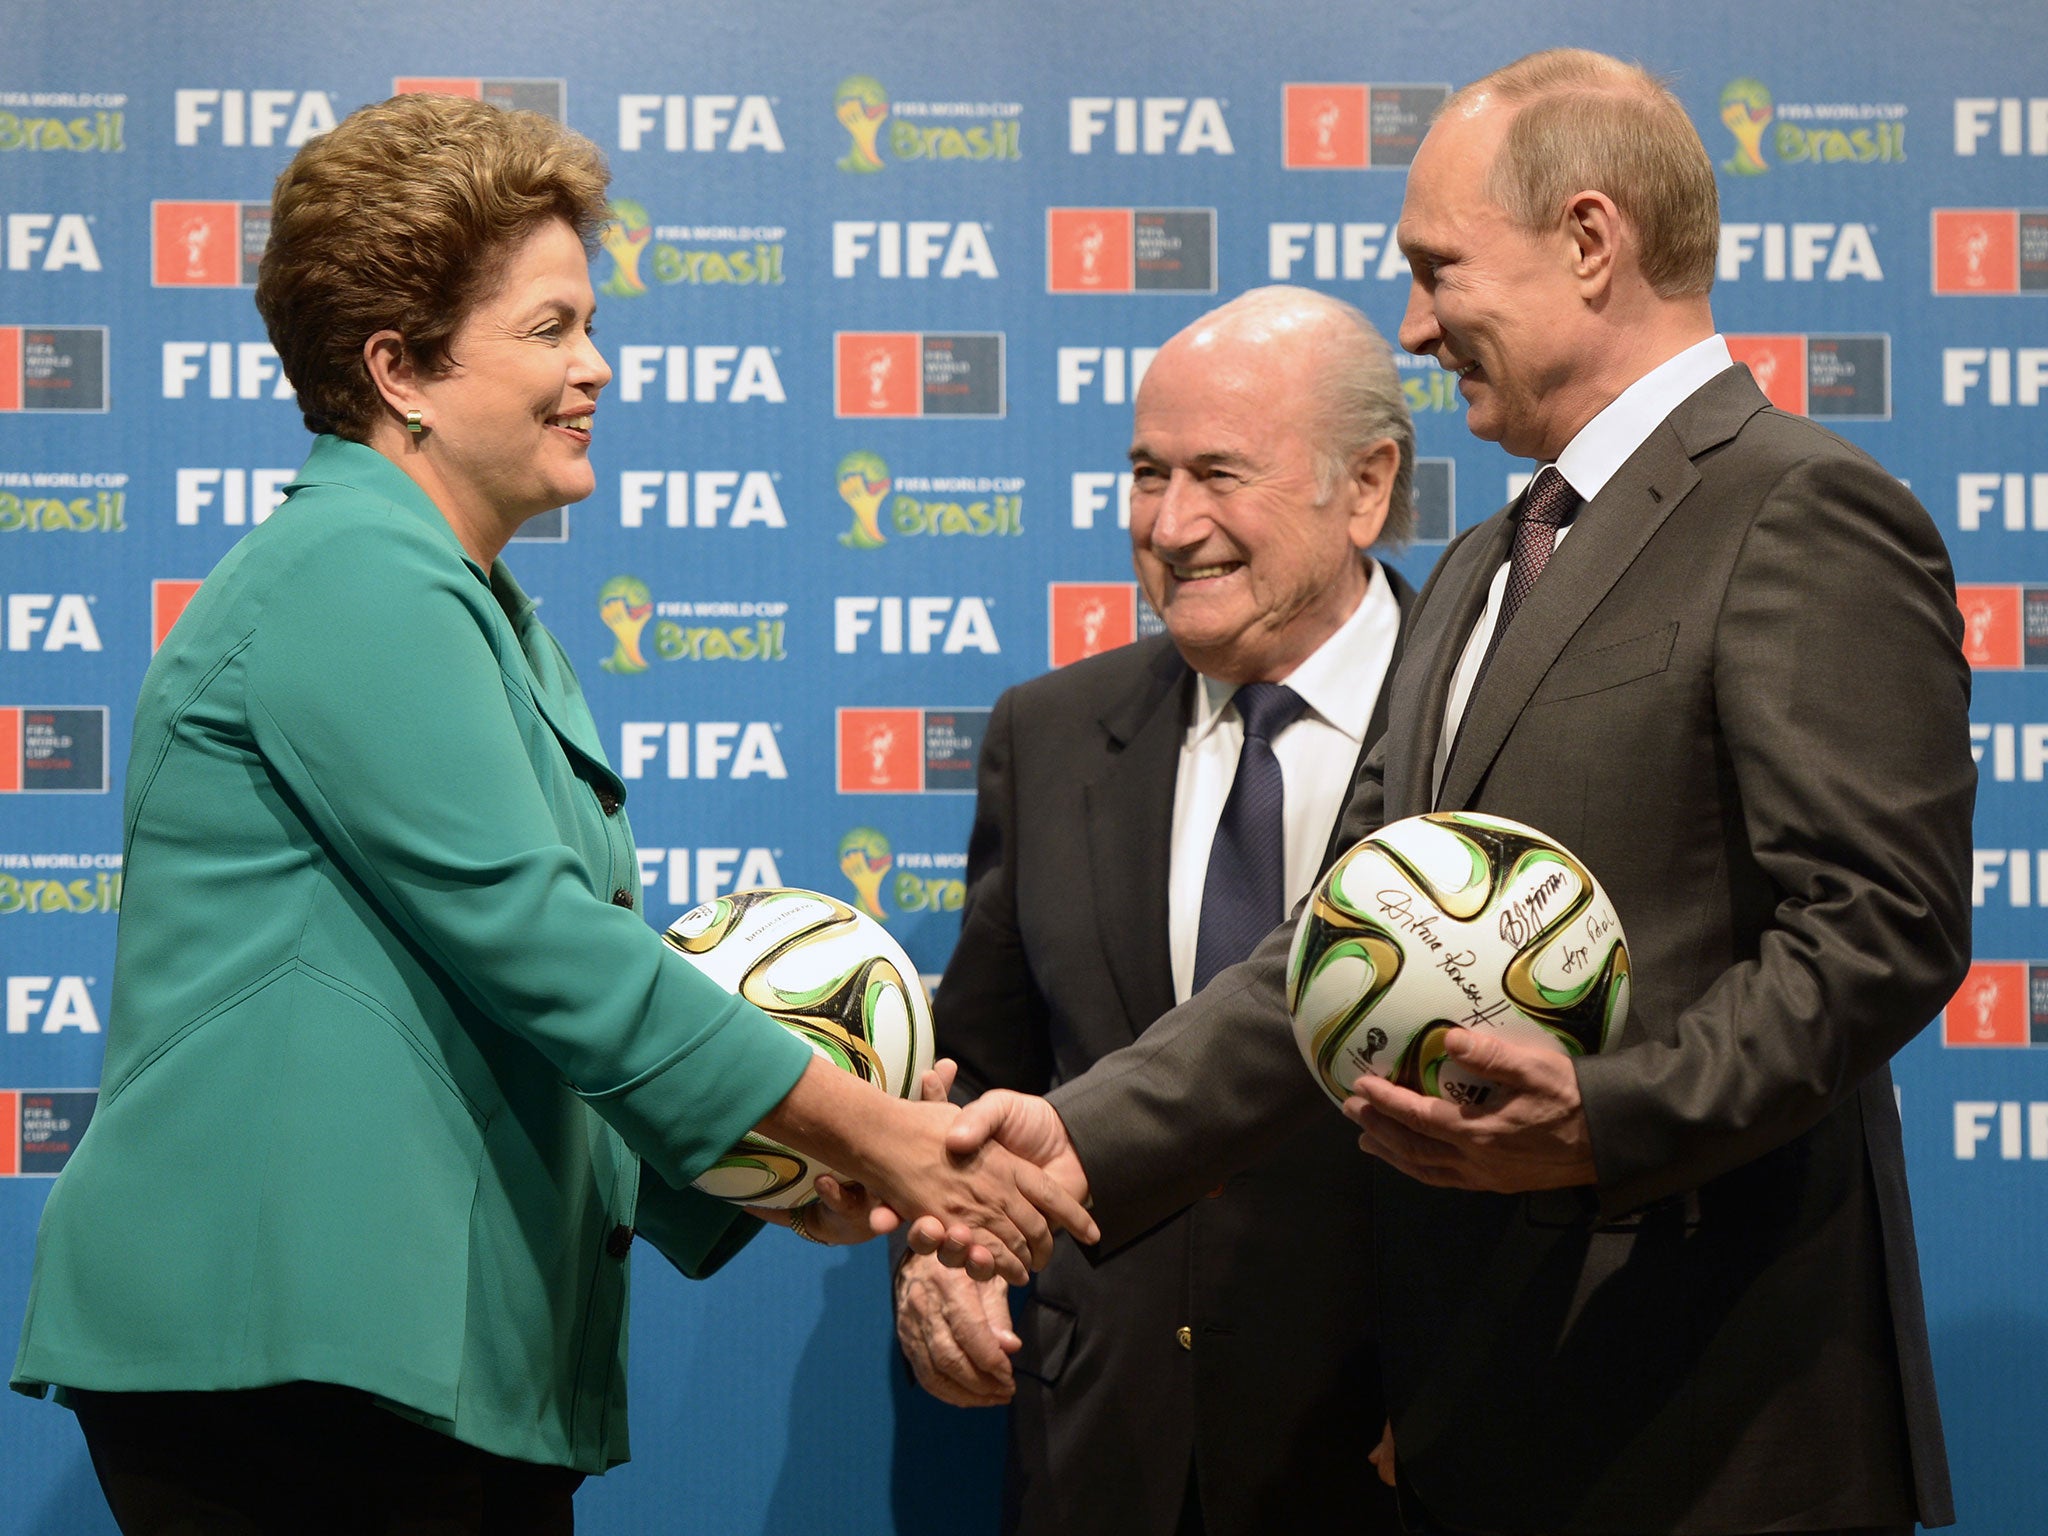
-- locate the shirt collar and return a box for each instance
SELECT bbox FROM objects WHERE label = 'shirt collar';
[1190,559,1394,746]
[1551,335,1733,501]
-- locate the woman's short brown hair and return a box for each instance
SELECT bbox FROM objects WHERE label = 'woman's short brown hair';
[255,93,610,439]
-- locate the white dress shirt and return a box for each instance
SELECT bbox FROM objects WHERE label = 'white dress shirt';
[1432,335,1735,802]
[1167,561,1402,1003]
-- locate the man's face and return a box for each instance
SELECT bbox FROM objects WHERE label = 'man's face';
[1396,104,1587,461]
[1128,330,1383,685]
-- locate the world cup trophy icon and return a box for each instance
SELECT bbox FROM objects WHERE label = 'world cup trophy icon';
[1962,224,1993,288]
[181,217,213,279]
[1971,974,2002,1040]
[600,199,653,298]
[839,827,894,920]
[1747,347,1780,398]
[1074,221,1110,286]
[863,724,896,786]
[836,76,890,174]
[598,575,655,674]
[1078,598,1108,657]
[837,450,891,549]
[1719,78,1773,177]
[1962,594,1997,660]
[1314,98,1342,160]
[865,348,896,410]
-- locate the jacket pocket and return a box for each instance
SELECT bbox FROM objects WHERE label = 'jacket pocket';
[1013,1291,1076,1385]
[1531,622,1679,703]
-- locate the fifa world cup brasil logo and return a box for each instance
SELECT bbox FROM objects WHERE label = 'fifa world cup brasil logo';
[837,450,892,549]
[600,199,653,298]
[598,575,655,674]
[836,76,890,173]
[1961,224,1993,288]
[839,827,893,920]
[1720,78,1773,176]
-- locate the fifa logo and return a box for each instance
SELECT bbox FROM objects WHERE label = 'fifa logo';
[839,827,894,919]
[836,76,890,173]
[599,575,655,673]
[1074,220,1107,286]
[837,450,891,549]
[179,216,212,279]
[600,199,653,298]
[1720,78,1773,176]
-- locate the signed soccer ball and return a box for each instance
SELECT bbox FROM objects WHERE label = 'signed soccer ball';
[663,887,934,1207]
[1286,812,1629,1108]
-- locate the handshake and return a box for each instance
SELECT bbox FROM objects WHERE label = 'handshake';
[751,1057,1090,1288]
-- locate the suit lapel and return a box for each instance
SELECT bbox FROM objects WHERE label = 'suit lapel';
[1083,643,1189,1037]
[1320,563,1417,868]
[1437,367,1766,810]
[1383,520,1512,820]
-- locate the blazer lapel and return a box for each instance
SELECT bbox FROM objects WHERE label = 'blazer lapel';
[1083,644,1190,1039]
[1383,521,1512,820]
[1437,367,1766,811]
[1321,563,1418,868]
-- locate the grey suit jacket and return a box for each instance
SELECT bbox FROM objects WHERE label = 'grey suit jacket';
[1051,368,1971,1534]
[932,568,1411,1536]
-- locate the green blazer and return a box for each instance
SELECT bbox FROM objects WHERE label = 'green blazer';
[12,436,812,1473]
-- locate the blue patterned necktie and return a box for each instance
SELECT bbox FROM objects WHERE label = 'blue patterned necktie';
[1471,465,1583,687]
[1192,682,1308,992]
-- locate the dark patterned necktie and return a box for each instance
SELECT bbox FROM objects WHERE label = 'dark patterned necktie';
[1192,682,1308,992]
[1471,465,1583,686]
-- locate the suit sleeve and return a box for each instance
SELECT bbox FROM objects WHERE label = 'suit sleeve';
[239,511,812,1194]
[1576,448,1974,1216]
[931,686,1055,1100]
[1049,731,1393,1247]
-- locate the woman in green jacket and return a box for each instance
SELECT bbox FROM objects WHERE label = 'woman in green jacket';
[11,93,1090,1534]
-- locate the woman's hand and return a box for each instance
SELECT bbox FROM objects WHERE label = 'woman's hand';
[749,1172,886,1246]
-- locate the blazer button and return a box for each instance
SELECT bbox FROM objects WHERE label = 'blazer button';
[606,1224,634,1259]
[595,784,622,816]
[1176,1326,1192,1351]
[611,888,635,908]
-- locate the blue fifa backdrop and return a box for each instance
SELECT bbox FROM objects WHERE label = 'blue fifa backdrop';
[4,0,2046,1530]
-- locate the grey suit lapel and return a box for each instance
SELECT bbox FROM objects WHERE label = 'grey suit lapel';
[1384,521,1512,819]
[1437,367,1767,810]
[1083,644,1189,1038]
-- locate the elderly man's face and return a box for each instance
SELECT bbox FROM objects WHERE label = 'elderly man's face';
[1396,103,1587,462]
[1127,331,1384,685]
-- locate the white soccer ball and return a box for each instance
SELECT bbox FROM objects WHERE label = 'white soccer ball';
[663,887,935,1208]
[1287,812,1629,1108]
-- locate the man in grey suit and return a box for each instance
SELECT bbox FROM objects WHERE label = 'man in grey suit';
[923,49,1971,1536]
[894,287,1414,1535]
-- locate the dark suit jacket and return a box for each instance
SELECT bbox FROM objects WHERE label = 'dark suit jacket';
[934,567,1412,1536]
[1051,369,1971,1534]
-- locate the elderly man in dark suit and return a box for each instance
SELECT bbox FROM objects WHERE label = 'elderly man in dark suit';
[894,286,1416,1536]
[926,50,1971,1536]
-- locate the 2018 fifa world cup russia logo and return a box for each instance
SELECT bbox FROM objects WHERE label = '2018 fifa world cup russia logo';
[836,76,890,173]
[598,575,655,673]
[837,450,892,549]
[839,827,894,920]
[1720,78,1773,177]
[600,199,653,298]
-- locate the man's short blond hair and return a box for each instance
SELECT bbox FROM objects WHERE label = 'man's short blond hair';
[1447,49,1718,299]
